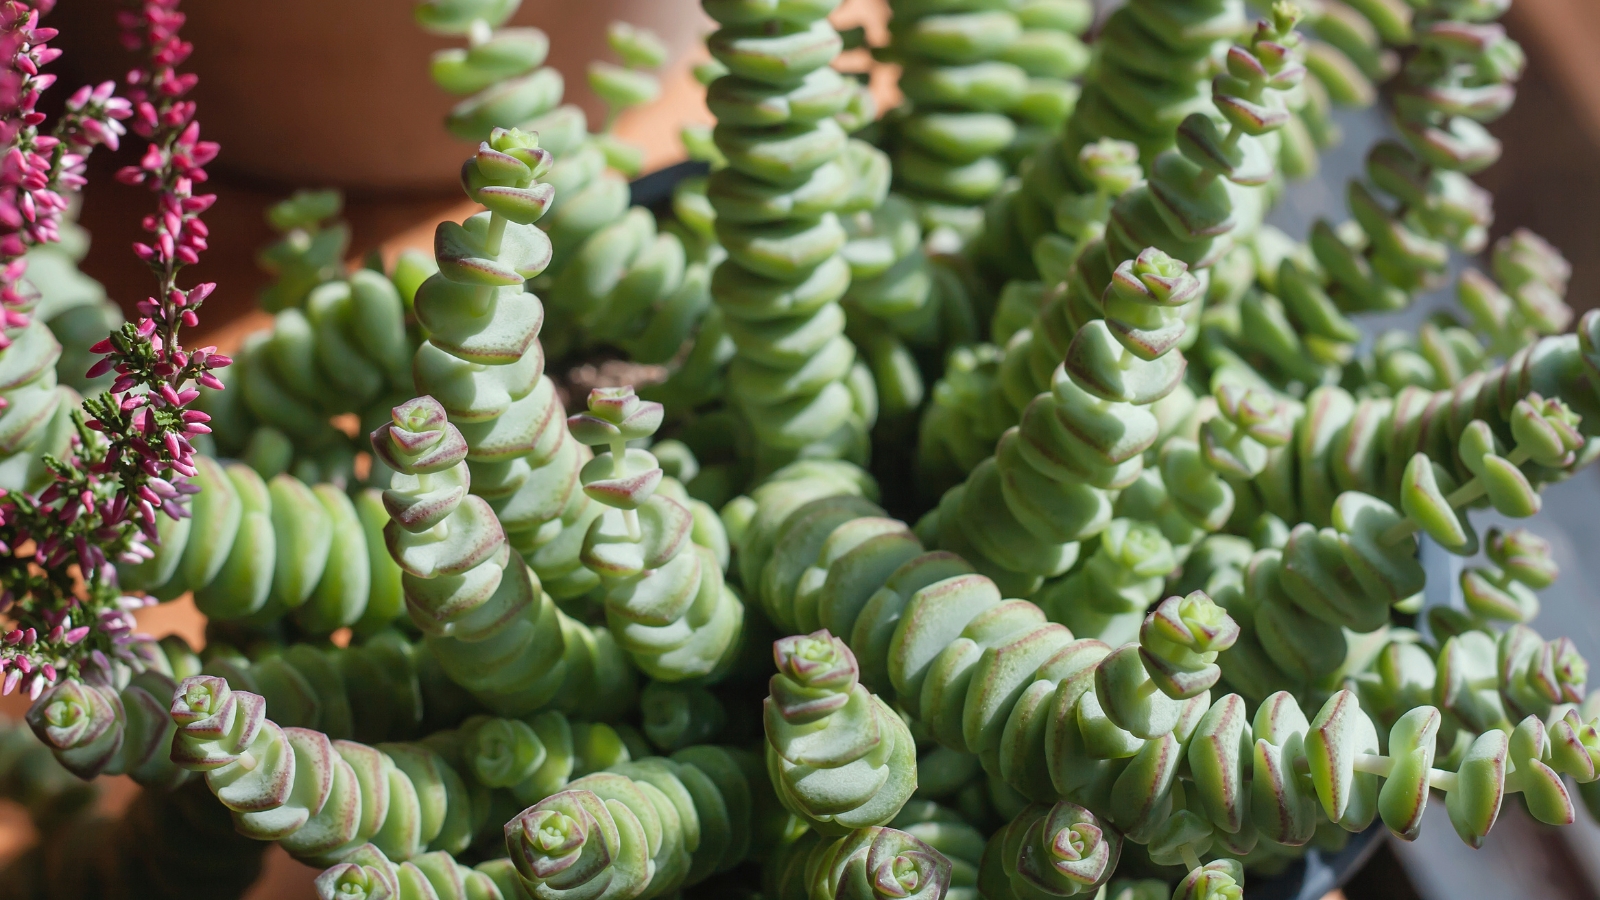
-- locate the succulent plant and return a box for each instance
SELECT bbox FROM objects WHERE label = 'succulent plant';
[700,0,879,474]
[765,629,917,835]
[196,258,418,488]
[880,0,1092,242]
[569,384,746,680]
[15,0,1600,898]
[374,394,634,720]
[503,743,789,898]
[118,455,405,635]
[168,674,487,864]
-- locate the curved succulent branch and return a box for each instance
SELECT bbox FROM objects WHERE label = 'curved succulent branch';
[974,0,1247,283]
[764,630,917,835]
[120,455,406,635]
[1195,0,1529,394]
[169,674,487,866]
[922,7,1307,494]
[374,395,634,719]
[409,127,608,603]
[728,458,1600,876]
[925,249,1201,598]
[503,743,788,898]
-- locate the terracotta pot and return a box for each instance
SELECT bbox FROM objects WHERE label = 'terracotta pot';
[52,0,712,193]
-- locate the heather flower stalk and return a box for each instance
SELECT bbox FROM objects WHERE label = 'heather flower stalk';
[0,0,223,720]
[0,1,131,338]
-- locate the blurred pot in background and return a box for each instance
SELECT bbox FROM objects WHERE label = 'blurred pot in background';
[55,0,711,192]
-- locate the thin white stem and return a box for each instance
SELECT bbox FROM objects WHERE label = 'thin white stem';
[484,212,508,258]
[1428,769,1459,792]
[1180,844,1202,873]
[1353,753,1394,778]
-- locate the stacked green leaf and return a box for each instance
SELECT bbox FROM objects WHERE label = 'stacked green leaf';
[841,185,981,442]
[315,842,523,900]
[921,8,1307,494]
[455,710,650,807]
[1201,344,1596,538]
[24,216,125,398]
[924,249,1201,598]
[198,259,420,489]
[0,312,83,495]
[169,674,491,865]
[974,0,1247,283]
[198,631,442,745]
[417,0,564,144]
[503,743,794,898]
[255,190,352,315]
[764,819,957,900]
[881,0,1092,241]
[409,127,603,601]
[700,0,878,473]
[117,455,405,635]
[373,394,634,719]
[1195,0,1526,395]
[764,629,917,835]
[1356,229,1571,396]
[568,385,745,680]
[728,460,1600,893]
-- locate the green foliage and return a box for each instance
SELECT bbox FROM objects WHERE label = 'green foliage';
[882,0,1092,240]
[30,1,1600,898]
[703,0,878,473]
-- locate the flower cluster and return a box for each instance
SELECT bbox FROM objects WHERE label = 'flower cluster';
[0,0,219,701]
[0,0,130,337]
